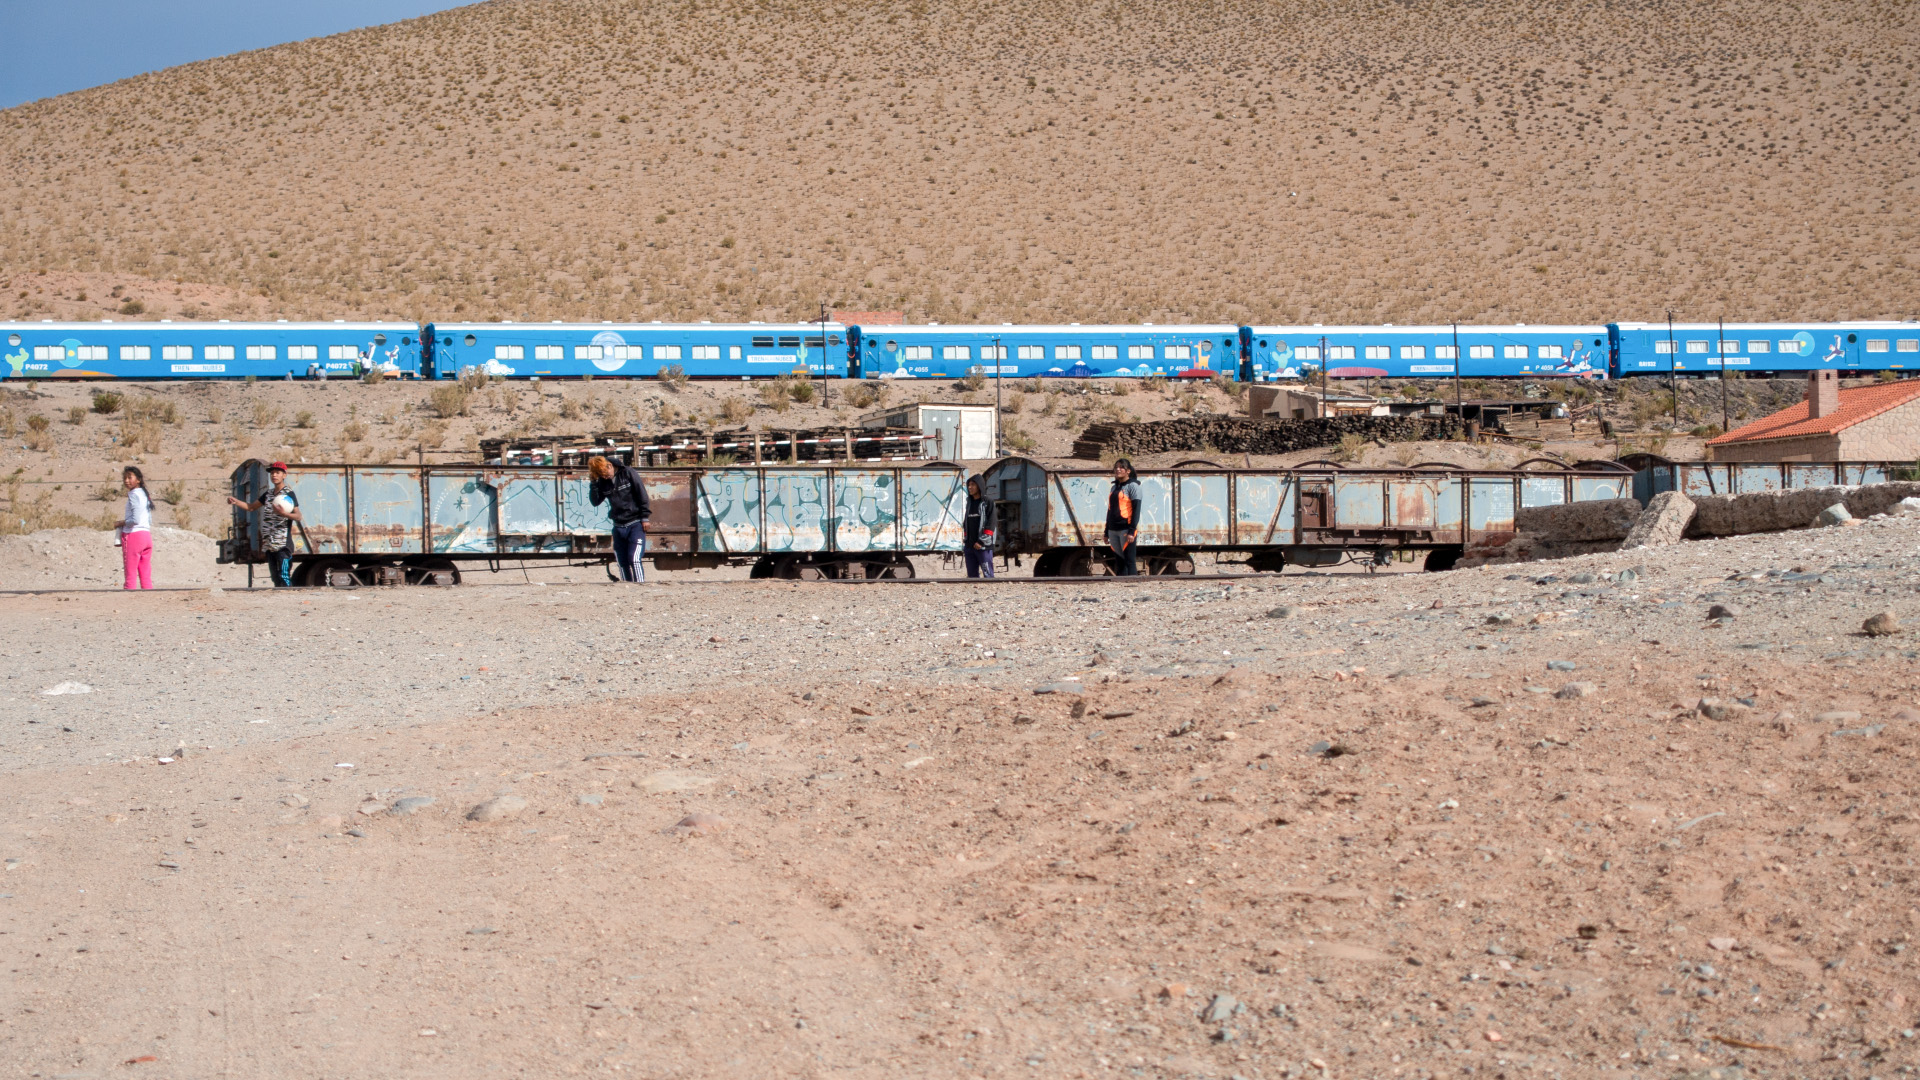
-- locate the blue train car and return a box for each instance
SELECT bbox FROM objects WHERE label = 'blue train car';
[848,323,1242,380]
[0,320,422,380]
[1610,321,1920,377]
[424,321,849,379]
[1244,324,1611,382]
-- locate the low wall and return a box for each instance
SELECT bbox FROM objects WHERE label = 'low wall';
[1072,414,1464,459]
[1513,498,1642,542]
[1686,481,1920,537]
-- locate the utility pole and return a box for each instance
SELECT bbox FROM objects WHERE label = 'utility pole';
[818,301,831,409]
[1319,334,1329,420]
[1718,314,1729,436]
[993,334,1003,457]
[1451,321,1462,425]
[1666,310,1679,432]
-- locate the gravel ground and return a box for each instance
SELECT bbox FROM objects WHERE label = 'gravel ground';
[3,517,1919,1078]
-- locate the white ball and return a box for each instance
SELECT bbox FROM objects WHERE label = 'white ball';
[270,494,296,516]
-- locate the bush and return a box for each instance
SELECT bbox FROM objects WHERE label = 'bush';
[1333,432,1369,462]
[457,367,491,391]
[252,401,281,427]
[26,414,49,433]
[787,378,816,404]
[117,299,145,315]
[759,380,792,413]
[343,420,368,443]
[658,364,688,391]
[429,385,471,418]
[960,371,986,392]
[844,381,880,409]
[91,391,123,415]
[65,406,88,425]
[361,365,387,384]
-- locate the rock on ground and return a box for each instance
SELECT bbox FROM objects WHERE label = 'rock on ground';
[1621,490,1696,548]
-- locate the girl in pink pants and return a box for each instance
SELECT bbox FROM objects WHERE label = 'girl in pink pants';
[118,466,154,590]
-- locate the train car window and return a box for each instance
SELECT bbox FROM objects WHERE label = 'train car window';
[1017,345,1045,360]
[1470,345,1494,359]
[904,346,933,361]
[1435,345,1457,359]
[1364,345,1390,360]
[1866,339,1890,353]
[1748,340,1770,353]
[828,334,843,345]
[1538,345,1563,359]
[401,337,412,346]
[119,346,152,360]
[1504,344,1528,359]
[981,345,1007,360]
[942,345,971,361]
[245,345,277,361]
[804,336,826,347]
[1328,345,1355,360]
[1847,333,1858,343]
[1400,345,1426,360]
[208,345,236,360]
[691,345,720,360]
[1199,340,1213,354]
[1718,339,1738,354]
[884,339,898,352]
[1166,345,1192,361]
[777,336,801,347]
[1126,344,1151,360]
[1777,339,1799,353]
[494,345,524,360]
[1593,338,1604,346]
[1685,340,1709,354]
[1295,346,1321,361]
[1898,340,1919,353]
[288,345,317,361]
[653,345,683,360]
[1654,340,1675,354]
[752,336,775,347]
[573,345,605,360]
[1222,338,1234,346]
[5,334,18,346]
[729,345,743,359]
[373,334,387,346]
[463,334,476,347]
[1258,339,1268,347]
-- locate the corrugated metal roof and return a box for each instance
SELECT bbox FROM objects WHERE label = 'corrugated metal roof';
[1707,380,1920,445]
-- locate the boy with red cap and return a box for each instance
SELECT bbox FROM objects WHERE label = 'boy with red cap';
[227,461,304,587]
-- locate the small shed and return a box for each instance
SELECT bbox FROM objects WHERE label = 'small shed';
[1248,384,1382,419]
[859,403,999,461]
[1707,371,1920,462]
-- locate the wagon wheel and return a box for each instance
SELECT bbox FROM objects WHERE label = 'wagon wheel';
[1145,550,1196,575]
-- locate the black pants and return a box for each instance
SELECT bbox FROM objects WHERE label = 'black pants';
[1106,529,1138,576]
[269,550,294,587]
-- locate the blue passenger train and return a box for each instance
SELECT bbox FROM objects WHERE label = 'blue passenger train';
[5,316,1918,383]
[0,320,422,379]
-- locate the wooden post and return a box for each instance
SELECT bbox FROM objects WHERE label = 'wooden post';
[844,429,854,462]
[752,432,763,465]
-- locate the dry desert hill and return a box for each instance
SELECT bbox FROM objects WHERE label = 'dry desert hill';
[0,0,1916,328]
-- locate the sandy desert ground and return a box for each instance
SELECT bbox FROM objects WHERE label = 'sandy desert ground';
[3,508,1920,1079]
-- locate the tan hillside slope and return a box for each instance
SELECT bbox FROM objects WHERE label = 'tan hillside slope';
[1,0,1915,328]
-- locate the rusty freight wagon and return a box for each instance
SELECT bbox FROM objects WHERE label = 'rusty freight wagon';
[979,458,1633,575]
[219,459,970,586]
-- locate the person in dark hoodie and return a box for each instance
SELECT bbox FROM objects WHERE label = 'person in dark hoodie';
[963,475,997,578]
[587,456,652,582]
[1105,458,1141,576]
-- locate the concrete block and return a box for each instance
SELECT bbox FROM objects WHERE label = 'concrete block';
[1622,490,1696,548]
[1815,502,1852,527]
[1514,498,1642,542]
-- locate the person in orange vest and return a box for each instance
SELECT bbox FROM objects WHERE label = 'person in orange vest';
[1105,458,1140,576]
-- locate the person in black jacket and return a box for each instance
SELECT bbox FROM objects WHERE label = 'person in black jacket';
[1105,458,1141,576]
[963,475,997,579]
[587,456,652,582]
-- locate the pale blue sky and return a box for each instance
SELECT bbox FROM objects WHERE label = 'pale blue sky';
[0,0,477,109]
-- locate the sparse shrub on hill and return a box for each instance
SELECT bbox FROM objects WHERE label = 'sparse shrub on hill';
[429,385,471,418]
[91,391,123,415]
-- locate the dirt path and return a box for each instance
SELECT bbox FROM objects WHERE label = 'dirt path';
[5,517,1920,1077]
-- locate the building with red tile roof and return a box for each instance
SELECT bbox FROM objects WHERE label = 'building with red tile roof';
[1707,371,1920,461]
